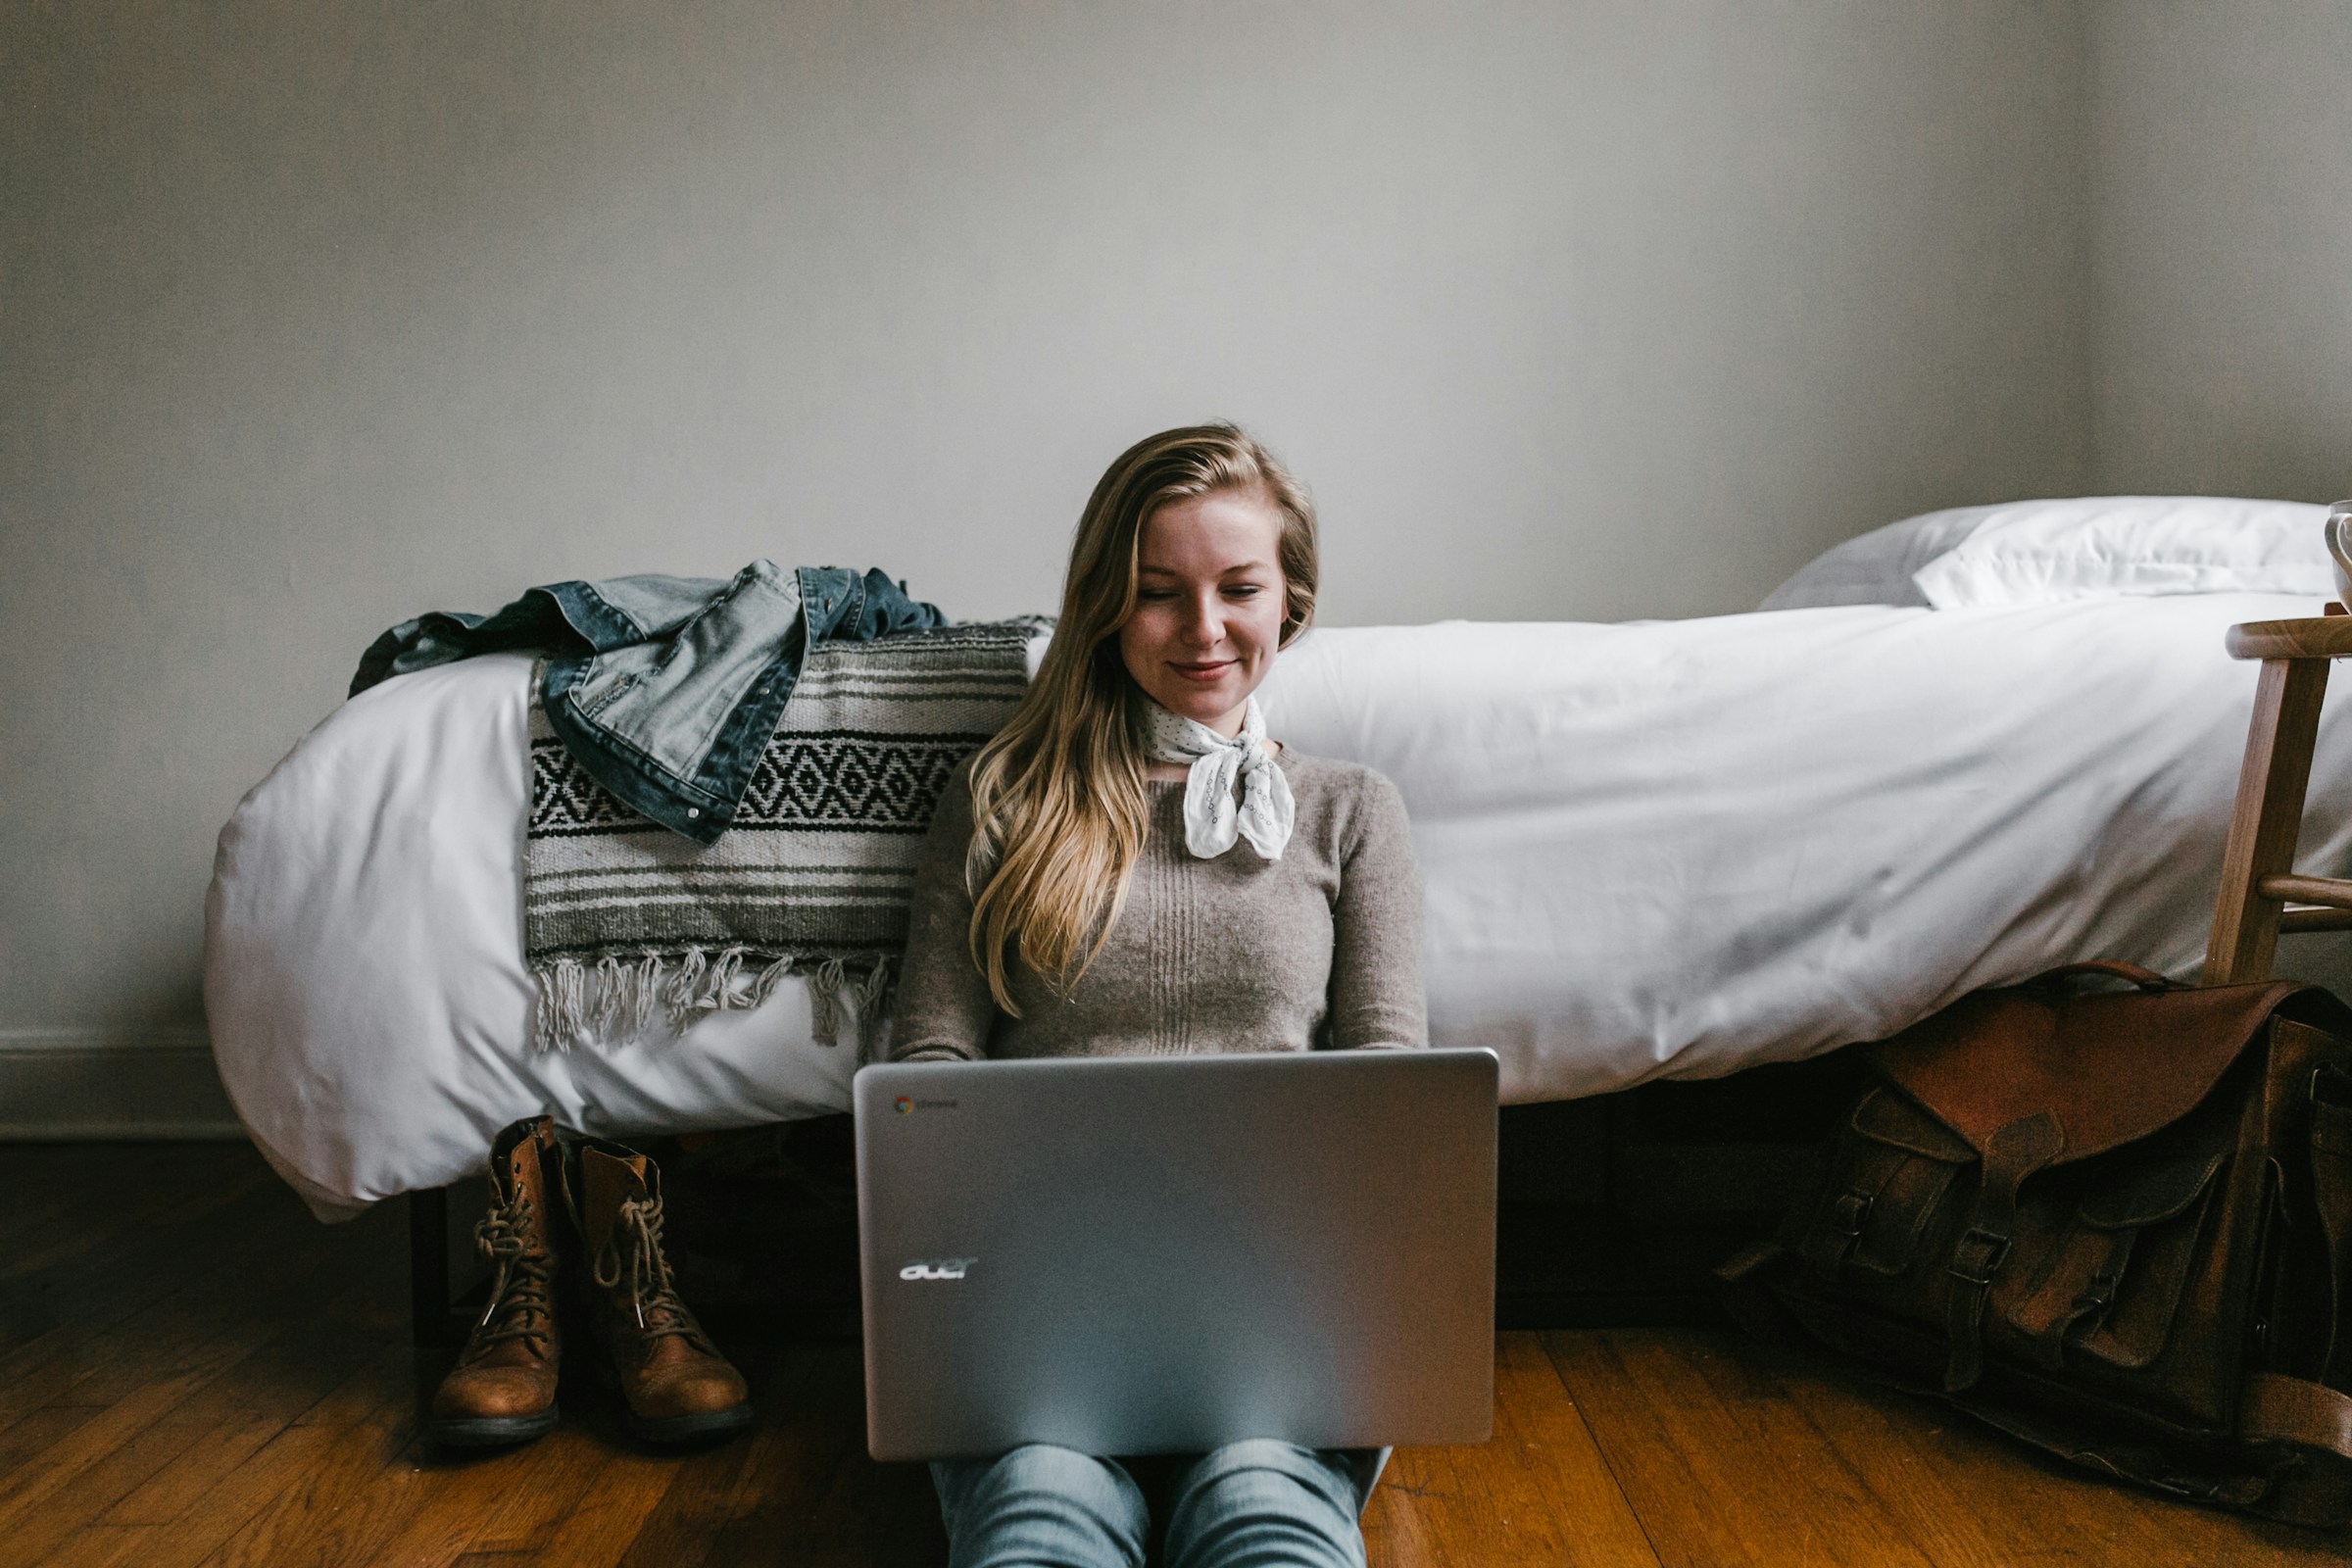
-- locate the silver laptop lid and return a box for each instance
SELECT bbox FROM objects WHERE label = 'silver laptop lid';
[855,1048,1496,1461]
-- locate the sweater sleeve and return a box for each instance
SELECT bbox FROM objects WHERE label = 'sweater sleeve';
[1324,769,1429,1051]
[887,765,1000,1062]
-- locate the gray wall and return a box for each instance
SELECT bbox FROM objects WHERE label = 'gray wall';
[2088,0,2352,500]
[3,4,2103,1102]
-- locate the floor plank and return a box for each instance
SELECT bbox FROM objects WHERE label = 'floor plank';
[1772,1352,2351,1568]
[0,1168,371,1430]
[32,1281,392,1548]
[0,1247,397,1561]
[67,1423,353,1568]
[516,1446,696,1568]
[699,1341,946,1568]
[661,1345,845,1567]
[6,1143,2348,1568]
[1365,1333,1658,1567]
[191,1391,419,1568]
[312,1442,544,1568]
[98,1309,386,1529]
[0,1402,103,1489]
[1544,1328,1942,1568]
[50,1350,417,1568]
[453,1423,612,1557]
[0,1368,215,1540]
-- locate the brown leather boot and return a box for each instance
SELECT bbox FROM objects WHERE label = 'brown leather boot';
[564,1137,753,1445]
[430,1116,564,1446]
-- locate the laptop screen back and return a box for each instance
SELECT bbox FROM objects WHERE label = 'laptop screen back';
[855,1048,1496,1461]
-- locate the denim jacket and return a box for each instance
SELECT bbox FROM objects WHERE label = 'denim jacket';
[352,562,945,844]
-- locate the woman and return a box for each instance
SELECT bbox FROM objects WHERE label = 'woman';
[891,423,1427,1567]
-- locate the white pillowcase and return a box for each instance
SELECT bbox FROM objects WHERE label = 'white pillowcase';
[1761,496,2334,612]
[1758,506,1995,610]
[1910,496,2332,610]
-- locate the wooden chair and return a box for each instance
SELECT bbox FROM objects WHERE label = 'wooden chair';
[2204,610,2352,983]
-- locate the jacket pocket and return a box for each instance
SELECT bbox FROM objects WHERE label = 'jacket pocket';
[570,662,645,720]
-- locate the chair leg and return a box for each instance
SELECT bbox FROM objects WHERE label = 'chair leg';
[2206,658,2332,985]
[410,1186,451,1348]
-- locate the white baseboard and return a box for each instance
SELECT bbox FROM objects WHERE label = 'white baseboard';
[0,1026,245,1139]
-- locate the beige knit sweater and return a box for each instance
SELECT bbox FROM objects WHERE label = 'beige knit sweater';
[889,750,1428,1061]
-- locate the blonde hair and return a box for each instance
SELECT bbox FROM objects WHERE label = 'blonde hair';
[963,422,1318,1011]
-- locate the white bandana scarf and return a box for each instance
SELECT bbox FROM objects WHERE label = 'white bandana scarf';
[1141,694,1298,860]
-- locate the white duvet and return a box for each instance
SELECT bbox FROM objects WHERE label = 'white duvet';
[205,595,2352,1217]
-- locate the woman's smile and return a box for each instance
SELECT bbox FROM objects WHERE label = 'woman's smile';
[1118,489,1289,735]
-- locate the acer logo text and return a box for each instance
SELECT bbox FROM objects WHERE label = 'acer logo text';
[899,1258,977,1282]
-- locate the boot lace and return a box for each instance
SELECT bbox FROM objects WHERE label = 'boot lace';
[592,1194,716,1349]
[466,1194,556,1358]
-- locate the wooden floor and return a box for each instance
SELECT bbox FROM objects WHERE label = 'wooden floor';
[3,1144,2346,1567]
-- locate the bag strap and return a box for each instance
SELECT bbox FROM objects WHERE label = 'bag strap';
[1942,1110,2065,1393]
[2312,1065,2352,1387]
[2230,1061,2352,1525]
[2238,1373,2352,1526]
[2022,960,2175,994]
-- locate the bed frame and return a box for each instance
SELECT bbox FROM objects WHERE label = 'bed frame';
[406,1050,1865,1347]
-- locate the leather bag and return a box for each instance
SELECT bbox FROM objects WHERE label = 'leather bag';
[1720,962,2352,1525]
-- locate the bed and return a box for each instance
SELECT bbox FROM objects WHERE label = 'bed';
[204,497,2352,1218]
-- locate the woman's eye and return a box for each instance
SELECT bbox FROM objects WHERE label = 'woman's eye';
[1137,589,1176,602]
[1225,585,1261,598]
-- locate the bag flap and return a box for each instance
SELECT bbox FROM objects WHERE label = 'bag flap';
[1849,1085,1976,1161]
[2076,1136,2230,1230]
[1814,1087,1978,1277]
[1871,975,2318,1163]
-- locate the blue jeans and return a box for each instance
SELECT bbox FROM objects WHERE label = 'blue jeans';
[931,1442,1388,1568]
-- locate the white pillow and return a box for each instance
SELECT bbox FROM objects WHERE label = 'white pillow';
[1757,506,1996,611]
[1909,496,2332,610]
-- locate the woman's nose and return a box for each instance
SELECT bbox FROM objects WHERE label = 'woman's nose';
[1180,594,1223,645]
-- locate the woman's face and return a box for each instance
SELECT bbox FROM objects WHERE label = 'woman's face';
[1117,487,1288,737]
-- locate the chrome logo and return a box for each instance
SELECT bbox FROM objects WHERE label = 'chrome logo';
[894,1096,913,1114]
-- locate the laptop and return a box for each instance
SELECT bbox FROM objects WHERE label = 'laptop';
[854,1048,1497,1461]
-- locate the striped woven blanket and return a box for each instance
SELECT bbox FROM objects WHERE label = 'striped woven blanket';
[524,619,1038,1054]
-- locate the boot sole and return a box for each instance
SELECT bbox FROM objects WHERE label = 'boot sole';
[431,1409,561,1447]
[628,1401,755,1446]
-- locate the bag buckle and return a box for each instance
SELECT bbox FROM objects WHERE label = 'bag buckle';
[2069,1265,2122,1318]
[1829,1190,1872,1237]
[1948,1226,2012,1285]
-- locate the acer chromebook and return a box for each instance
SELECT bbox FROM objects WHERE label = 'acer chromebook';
[853,1048,1497,1462]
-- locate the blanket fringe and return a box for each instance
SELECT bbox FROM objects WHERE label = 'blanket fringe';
[852,953,896,1064]
[625,953,662,1036]
[660,947,710,1020]
[531,948,898,1054]
[534,958,588,1053]
[588,956,627,1037]
[808,956,851,1048]
[750,955,797,1006]
[699,946,750,1017]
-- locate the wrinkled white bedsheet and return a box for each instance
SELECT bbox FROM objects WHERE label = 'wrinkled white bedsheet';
[205,597,2352,1217]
